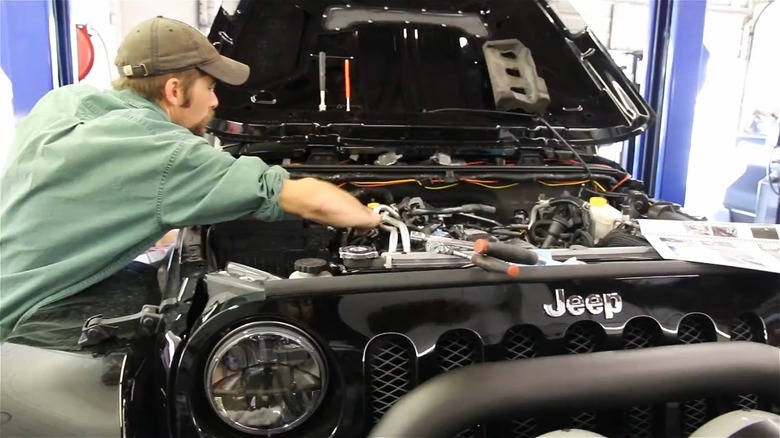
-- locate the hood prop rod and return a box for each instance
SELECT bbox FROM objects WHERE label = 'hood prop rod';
[319,51,327,111]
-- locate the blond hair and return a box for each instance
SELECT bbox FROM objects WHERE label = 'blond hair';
[112,68,205,106]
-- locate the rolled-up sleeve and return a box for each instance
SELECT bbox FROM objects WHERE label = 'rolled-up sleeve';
[157,136,289,227]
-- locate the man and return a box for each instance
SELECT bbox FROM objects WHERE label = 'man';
[0,16,381,346]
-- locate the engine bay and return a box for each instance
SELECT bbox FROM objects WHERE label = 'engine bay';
[204,159,704,280]
[336,187,645,273]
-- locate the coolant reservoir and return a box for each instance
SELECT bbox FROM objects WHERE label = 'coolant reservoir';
[589,196,622,242]
[289,258,333,279]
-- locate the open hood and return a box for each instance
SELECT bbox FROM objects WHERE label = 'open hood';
[206,0,654,149]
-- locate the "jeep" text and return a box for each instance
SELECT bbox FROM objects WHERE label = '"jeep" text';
[543,289,623,319]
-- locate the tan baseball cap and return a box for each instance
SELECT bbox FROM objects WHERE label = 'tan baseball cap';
[115,16,249,86]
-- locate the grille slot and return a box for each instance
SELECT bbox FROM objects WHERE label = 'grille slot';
[621,318,662,438]
[436,331,483,438]
[366,335,415,424]
[678,314,715,344]
[565,322,601,354]
[508,418,538,438]
[730,314,765,410]
[454,429,476,438]
[503,325,544,438]
[564,322,605,432]
[623,406,655,438]
[504,325,542,360]
[681,399,710,436]
[437,330,480,372]
[678,315,716,436]
[730,317,755,341]
[623,318,658,350]
[734,393,759,410]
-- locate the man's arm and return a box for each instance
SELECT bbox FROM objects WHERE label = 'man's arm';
[278,177,381,229]
[158,135,380,229]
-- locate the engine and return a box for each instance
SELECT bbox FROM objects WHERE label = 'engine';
[204,183,704,280]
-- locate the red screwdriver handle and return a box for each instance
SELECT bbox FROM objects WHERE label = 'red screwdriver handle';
[469,254,521,277]
[473,239,539,265]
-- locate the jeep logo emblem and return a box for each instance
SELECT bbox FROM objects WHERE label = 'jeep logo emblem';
[544,289,623,319]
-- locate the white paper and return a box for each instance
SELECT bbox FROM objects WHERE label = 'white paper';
[637,219,780,273]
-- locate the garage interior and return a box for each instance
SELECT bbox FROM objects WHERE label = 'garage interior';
[3,0,778,222]
[1,1,779,438]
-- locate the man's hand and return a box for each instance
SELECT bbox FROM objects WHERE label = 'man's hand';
[363,209,383,229]
[278,178,383,229]
[351,221,381,237]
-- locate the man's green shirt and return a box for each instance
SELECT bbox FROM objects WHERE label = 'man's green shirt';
[0,84,289,340]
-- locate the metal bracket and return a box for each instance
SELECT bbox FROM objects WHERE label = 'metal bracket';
[78,298,178,347]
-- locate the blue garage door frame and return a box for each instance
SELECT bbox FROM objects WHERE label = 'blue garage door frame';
[635,0,707,205]
[0,0,73,119]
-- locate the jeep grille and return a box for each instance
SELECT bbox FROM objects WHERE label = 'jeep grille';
[364,313,769,438]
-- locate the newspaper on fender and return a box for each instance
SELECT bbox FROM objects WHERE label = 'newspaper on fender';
[638,220,780,273]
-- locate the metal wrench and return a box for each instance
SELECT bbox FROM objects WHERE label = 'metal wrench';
[430,242,520,277]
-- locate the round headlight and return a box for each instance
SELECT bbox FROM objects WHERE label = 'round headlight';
[205,321,327,435]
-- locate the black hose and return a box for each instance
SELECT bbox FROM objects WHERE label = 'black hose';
[597,228,651,247]
[349,187,394,205]
[572,229,595,247]
[531,196,591,248]
[528,219,553,245]
[490,229,525,239]
[548,196,592,240]
[548,196,585,208]
[542,217,567,248]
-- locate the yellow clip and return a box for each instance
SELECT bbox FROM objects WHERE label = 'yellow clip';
[367,202,380,209]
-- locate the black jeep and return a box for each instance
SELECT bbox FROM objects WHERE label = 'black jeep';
[1,1,778,438]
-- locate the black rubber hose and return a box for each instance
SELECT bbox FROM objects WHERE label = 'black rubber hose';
[490,229,525,239]
[597,228,651,247]
[367,342,780,438]
[572,229,595,247]
[542,198,593,245]
[349,187,394,205]
[528,219,553,245]
[548,196,586,208]
[647,202,702,221]
[542,216,568,248]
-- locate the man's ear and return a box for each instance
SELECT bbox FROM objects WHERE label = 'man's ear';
[161,77,182,106]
